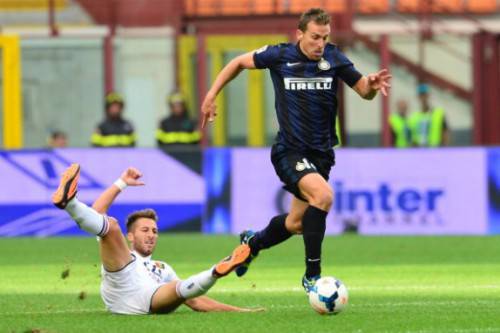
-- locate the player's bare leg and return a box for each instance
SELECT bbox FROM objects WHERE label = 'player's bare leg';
[98,218,133,271]
[52,163,132,271]
[150,244,250,313]
[297,173,333,211]
[285,197,309,234]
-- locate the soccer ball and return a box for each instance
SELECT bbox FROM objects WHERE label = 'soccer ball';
[308,276,348,315]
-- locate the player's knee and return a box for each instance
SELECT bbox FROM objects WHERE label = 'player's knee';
[106,217,121,234]
[293,223,303,234]
[309,189,333,211]
[286,217,302,234]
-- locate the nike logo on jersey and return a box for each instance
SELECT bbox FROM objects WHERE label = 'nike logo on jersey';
[286,62,302,67]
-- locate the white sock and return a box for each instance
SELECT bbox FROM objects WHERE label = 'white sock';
[176,267,217,299]
[65,198,109,237]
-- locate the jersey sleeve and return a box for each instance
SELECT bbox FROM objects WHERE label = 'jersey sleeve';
[337,65,363,88]
[253,44,281,69]
[332,47,363,87]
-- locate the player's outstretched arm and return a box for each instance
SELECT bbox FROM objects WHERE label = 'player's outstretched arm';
[185,296,265,312]
[92,167,145,214]
[201,51,256,128]
[353,69,392,100]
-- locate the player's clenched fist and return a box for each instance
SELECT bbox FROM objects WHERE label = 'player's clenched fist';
[120,167,145,186]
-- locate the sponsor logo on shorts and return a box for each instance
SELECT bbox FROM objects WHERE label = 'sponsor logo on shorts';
[296,158,316,172]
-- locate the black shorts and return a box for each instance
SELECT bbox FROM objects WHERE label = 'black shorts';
[270,143,335,201]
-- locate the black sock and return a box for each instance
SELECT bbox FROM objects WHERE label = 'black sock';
[249,214,292,256]
[302,206,327,278]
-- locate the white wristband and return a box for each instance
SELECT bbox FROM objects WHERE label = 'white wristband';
[114,178,128,191]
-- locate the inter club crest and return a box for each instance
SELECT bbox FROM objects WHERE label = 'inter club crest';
[318,58,331,71]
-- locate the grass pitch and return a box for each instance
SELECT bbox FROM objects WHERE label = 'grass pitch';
[1,235,499,333]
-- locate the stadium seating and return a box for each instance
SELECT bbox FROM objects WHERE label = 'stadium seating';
[357,0,390,14]
[220,0,251,15]
[184,0,498,16]
[185,0,219,16]
[249,0,276,15]
[279,0,346,14]
[397,0,464,13]
[397,0,498,13]
[466,0,497,13]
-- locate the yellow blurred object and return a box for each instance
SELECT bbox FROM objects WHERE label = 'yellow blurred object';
[168,92,186,105]
[0,0,67,11]
[0,35,23,149]
[105,92,124,105]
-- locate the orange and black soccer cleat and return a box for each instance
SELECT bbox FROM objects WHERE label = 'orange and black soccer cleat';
[213,244,251,277]
[52,163,80,209]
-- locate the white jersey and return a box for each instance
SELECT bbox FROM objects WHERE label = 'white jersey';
[128,250,179,285]
[100,251,179,314]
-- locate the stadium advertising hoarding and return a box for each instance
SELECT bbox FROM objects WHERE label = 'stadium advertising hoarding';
[0,149,204,236]
[231,148,489,235]
[0,147,496,236]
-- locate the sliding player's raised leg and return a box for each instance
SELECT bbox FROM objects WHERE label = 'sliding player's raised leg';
[98,217,133,272]
[52,163,132,271]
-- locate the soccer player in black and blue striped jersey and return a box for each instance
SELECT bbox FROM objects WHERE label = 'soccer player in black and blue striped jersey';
[201,8,392,293]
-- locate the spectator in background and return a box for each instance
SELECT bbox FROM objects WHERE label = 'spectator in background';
[91,92,136,147]
[389,99,411,148]
[49,130,68,148]
[409,84,450,147]
[156,92,201,147]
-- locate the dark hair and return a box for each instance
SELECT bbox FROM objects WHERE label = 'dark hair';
[298,8,331,32]
[126,209,158,232]
[51,130,66,140]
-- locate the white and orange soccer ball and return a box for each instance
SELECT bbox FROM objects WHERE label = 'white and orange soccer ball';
[308,276,349,315]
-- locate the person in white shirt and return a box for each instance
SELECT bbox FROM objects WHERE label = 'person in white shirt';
[52,164,260,315]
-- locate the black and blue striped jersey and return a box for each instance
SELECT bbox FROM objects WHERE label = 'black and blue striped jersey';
[253,43,362,152]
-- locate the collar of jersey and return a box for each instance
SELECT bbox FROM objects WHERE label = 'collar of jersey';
[295,42,313,62]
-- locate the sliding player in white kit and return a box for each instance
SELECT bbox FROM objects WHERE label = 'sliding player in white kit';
[52,163,258,315]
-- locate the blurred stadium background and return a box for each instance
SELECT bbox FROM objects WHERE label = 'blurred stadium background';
[1,1,500,332]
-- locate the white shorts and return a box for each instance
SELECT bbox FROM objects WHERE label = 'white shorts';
[100,258,165,315]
